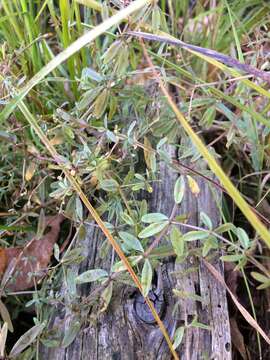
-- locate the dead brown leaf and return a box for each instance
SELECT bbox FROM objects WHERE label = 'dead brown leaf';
[0,214,64,292]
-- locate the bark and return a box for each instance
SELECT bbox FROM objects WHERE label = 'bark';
[40,144,231,360]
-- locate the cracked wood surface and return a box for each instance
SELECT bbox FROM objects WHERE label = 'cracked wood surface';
[40,144,231,360]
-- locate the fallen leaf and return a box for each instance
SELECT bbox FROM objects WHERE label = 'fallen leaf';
[0,214,65,292]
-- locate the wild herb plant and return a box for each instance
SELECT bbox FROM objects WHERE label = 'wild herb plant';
[0,0,270,358]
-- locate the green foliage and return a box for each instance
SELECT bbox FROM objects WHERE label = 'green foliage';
[0,0,270,357]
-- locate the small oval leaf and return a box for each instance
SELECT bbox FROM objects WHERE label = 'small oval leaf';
[9,323,45,358]
[141,259,152,297]
[183,231,209,242]
[236,227,250,249]
[99,179,119,192]
[220,254,243,262]
[112,256,142,272]
[93,89,109,118]
[170,226,184,257]
[138,221,169,239]
[251,272,270,284]
[120,212,134,226]
[75,269,108,284]
[173,326,185,350]
[61,320,81,348]
[174,176,185,204]
[200,212,212,230]
[119,231,144,252]
[141,213,168,223]
[215,223,235,234]
[100,281,113,312]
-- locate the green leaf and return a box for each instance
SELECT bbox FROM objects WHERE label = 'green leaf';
[251,272,270,284]
[114,45,129,76]
[138,221,169,238]
[119,231,144,252]
[102,40,121,64]
[76,86,103,111]
[81,67,103,82]
[61,247,85,265]
[257,282,270,290]
[200,106,216,128]
[236,227,250,249]
[53,243,60,262]
[112,256,142,272]
[141,213,168,223]
[173,326,185,350]
[170,226,184,257]
[65,194,77,220]
[99,179,119,192]
[120,212,134,226]
[61,320,81,348]
[183,231,209,242]
[191,320,211,330]
[9,322,45,358]
[202,236,218,257]
[93,88,109,118]
[140,200,148,218]
[215,223,235,234]
[76,196,83,222]
[199,212,212,230]
[66,268,77,296]
[220,254,243,262]
[75,269,108,284]
[174,176,185,204]
[100,281,113,312]
[141,259,152,297]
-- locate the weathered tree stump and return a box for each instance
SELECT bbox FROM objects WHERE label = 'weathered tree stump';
[40,143,231,360]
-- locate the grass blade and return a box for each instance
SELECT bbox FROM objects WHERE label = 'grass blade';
[0,0,151,123]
